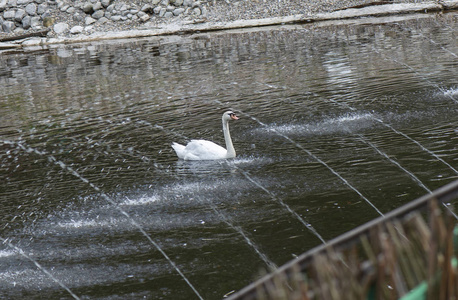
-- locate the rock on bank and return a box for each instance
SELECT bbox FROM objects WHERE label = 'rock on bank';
[0,0,208,35]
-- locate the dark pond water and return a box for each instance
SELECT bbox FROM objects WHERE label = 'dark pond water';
[1,12,457,300]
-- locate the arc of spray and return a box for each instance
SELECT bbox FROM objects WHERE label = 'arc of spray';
[327,99,458,218]
[155,110,327,243]
[0,237,81,300]
[326,99,458,176]
[214,103,384,217]
[153,125,289,266]
[229,162,326,244]
[357,135,458,219]
[3,140,204,300]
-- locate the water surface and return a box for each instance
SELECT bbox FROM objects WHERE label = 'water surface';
[1,12,457,299]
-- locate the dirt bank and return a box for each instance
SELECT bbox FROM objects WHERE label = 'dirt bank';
[1,0,457,48]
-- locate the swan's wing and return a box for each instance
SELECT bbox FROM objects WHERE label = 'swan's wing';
[183,140,227,160]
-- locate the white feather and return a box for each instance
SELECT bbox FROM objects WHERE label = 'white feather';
[171,111,239,161]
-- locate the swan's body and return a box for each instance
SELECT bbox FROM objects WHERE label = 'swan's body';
[172,111,239,160]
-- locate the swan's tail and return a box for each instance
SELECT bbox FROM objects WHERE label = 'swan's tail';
[171,142,186,159]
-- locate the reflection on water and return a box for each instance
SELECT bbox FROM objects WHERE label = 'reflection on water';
[1,12,458,299]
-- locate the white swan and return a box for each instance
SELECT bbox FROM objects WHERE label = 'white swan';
[172,111,240,160]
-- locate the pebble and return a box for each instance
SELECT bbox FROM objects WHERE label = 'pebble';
[2,20,15,32]
[3,10,15,19]
[24,2,36,15]
[70,24,83,34]
[14,8,25,21]
[0,0,425,38]
[85,16,96,25]
[53,21,68,34]
[92,9,104,19]
[0,0,7,10]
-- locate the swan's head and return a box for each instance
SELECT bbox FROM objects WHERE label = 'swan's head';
[223,111,240,121]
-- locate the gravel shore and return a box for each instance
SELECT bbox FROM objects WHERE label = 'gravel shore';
[0,0,427,41]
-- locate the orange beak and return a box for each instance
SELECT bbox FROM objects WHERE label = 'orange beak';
[231,114,240,120]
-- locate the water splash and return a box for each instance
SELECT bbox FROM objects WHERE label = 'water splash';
[443,87,458,98]
[154,115,327,243]
[0,237,81,300]
[357,135,432,193]
[2,140,204,300]
[366,44,457,104]
[232,163,327,244]
[326,100,458,176]
[259,113,374,136]
[219,105,384,217]
[205,198,277,270]
[396,22,458,59]
[356,135,458,219]
[150,124,285,267]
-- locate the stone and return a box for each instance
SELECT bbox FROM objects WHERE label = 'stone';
[173,7,184,15]
[164,11,173,18]
[30,16,41,28]
[139,12,150,22]
[25,3,37,15]
[14,27,25,33]
[37,3,47,15]
[106,4,114,12]
[141,4,151,12]
[66,6,75,14]
[153,6,161,14]
[35,0,44,3]
[21,14,31,28]
[2,20,14,32]
[92,9,104,19]
[166,5,175,12]
[70,25,83,34]
[101,0,110,8]
[119,4,128,11]
[158,7,165,17]
[98,16,108,24]
[183,0,193,7]
[14,9,25,21]
[85,16,96,24]
[152,0,161,5]
[92,1,102,11]
[3,9,15,19]
[0,0,7,12]
[174,0,184,6]
[73,13,83,21]
[53,22,68,34]
[82,3,94,14]
[7,0,16,6]
[110,15,120,21]
[17,0,29,4]
[192,7,200,15]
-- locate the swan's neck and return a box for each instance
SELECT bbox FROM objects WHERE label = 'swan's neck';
[223,119,236,158]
